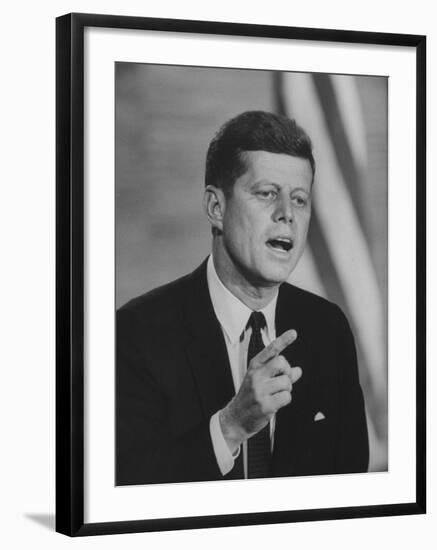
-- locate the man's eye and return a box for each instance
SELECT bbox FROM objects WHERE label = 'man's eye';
[257,190,277,199]
[292,195,308,207]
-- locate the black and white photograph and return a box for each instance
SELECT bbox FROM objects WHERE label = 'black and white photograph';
[115,63,388,486]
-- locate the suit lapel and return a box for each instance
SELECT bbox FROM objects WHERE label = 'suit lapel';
[274,283,315,440]
[275,283,310,374]
[181,261,236,420]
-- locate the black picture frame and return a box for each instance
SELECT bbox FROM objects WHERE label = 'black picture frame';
[56,12,426,537]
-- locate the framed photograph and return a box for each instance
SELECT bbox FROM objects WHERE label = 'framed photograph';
[56,12,426,536]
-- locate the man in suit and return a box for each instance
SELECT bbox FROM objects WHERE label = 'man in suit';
[116,111,369,486]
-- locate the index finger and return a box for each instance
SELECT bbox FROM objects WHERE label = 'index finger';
[256,329,297,364]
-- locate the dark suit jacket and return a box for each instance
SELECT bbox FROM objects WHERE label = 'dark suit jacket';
[116,260,369,485]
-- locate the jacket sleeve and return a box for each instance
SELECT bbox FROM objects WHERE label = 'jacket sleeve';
[116,307,222,486]
[333,306,370,473]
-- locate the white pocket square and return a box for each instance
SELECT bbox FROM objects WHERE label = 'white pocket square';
[314,411,326,422]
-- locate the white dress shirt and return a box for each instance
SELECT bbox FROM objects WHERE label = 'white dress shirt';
[206,255,278,477]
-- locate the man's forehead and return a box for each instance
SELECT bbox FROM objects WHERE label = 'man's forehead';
[239,150,313,186]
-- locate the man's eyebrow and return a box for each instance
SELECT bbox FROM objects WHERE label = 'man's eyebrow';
[246,180,278,191]
[292,186,311,194]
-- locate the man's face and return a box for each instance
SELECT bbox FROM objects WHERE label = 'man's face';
[218,150,313,289]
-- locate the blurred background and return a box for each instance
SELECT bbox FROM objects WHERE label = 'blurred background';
[115,63,388,472]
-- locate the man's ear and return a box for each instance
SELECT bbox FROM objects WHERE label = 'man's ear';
[203,185,226,233]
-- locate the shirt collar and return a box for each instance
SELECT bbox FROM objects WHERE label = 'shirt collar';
[206,255,278,345]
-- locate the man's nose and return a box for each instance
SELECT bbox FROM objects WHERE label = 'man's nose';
[273,196,294,223]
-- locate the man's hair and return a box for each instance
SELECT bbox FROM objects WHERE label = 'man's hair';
[205,110,315,195]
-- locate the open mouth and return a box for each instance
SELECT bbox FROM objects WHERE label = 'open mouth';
[266,237,294,253]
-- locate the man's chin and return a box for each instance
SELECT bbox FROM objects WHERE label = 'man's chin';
[254,266,294,288]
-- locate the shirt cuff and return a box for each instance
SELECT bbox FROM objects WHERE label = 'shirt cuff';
[209,410,240,476]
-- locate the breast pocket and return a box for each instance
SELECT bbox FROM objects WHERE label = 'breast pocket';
[303,410,337,474]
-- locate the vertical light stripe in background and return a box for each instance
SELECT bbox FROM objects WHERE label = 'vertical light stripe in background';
[330,75,368,170]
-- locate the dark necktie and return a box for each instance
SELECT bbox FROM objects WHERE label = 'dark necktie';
[246,311,271,479]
